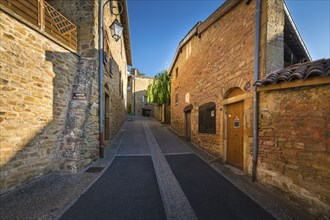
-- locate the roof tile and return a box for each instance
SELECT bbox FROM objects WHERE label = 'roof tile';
[254,58,330,86]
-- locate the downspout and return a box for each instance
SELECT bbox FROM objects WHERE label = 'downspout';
[98,0,104,158]
[252,0,261,182]
[133,76,136,115]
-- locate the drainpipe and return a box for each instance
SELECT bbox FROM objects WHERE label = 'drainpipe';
[252,0,261,182]
[133,75,136,115]
[98,0,104,158]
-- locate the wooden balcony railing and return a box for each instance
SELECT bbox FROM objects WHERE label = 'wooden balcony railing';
[0,0,77,50]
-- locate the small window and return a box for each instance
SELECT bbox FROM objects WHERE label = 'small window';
[103,32,110,65]
[175,90,179,105]
[176,67,178,78]
[198,102,216,134]
[142,95,148,103]
[119,71,123,97]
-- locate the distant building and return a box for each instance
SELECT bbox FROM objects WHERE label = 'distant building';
[0,0,132,193]
[169,0,329,217]
[127,68,154,116]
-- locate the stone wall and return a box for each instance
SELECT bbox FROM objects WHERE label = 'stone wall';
[170,0,287,172]
[259,0,285,77]
[47,0,98,58]
[153,105,164,122]
[170,1,256,162]
[127,76,154,116]
[0,0,131,192]
[0,10,79,192]
[258,84,330,217]
[47,0,129,171]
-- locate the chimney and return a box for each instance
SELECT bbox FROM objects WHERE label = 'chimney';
[131,68,138,76]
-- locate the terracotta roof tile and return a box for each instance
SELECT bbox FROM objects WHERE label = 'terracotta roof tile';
[254,58,330,86]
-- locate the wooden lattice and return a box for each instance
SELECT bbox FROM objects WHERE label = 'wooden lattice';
[44,1,76,35]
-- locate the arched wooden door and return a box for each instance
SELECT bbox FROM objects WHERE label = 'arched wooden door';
[227,101,244,169]
[225,88,244,170]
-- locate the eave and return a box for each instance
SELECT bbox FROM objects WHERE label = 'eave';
[283,1,311,61]
[120,0,132,66]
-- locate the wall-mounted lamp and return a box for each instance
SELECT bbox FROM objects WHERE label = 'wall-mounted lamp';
[110,19,123,42]
[98,0,124,158]
[109,0,124,41]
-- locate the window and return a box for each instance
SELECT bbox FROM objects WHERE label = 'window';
[109,57,113,75]
[175,89,179,105]
[176,67,178,78]
[142,95,148,103]
[119,71,123,97]
[198,102,216,134]
[103,32,110,65]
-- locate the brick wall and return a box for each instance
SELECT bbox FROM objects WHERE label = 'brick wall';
[258,84,330,217]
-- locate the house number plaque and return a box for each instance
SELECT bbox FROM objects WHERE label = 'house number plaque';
[234,117,240,128]
[72,92,87,100]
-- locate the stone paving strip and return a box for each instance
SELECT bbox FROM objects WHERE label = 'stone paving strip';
[142,121,198,220]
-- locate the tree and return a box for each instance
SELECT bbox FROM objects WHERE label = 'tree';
[137,69,145,76]
[147,70,171,105]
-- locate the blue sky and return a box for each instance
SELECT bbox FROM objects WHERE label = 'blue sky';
[127,0,330,77]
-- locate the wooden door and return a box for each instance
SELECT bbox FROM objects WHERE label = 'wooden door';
[185,111,191,141]
[227,101,244,169]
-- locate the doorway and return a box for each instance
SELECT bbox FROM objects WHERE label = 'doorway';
[226,101,244,169]
[185,110,191,141]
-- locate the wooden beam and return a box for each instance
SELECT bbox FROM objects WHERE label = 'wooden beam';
[257,77,330,92]
[222,93,250,105]
[38,0,45,30]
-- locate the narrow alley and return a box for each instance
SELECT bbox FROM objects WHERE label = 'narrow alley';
[60,116,275,220]
[0,117,314,219]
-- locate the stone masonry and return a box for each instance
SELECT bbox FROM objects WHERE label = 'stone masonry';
[127,69,154,116]
[0,0,131,193]
[59,58,98,172]
[0,10,79,192]
[170,0,258,163]
[258,84,330,217]
[168,0,326,217]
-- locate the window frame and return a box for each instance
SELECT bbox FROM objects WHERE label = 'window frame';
[103,31,110,65]
[198,102,216,134]
[175,89,179,105]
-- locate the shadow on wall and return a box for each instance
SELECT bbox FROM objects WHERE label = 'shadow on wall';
[0,51,80,194]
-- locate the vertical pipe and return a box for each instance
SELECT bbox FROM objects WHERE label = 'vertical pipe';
[133,76,136,115]
[252,0,261,182]
[99,0,104,158]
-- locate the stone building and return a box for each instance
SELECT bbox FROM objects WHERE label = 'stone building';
[0,0,132,193]
[169,0,328,217]
[127,68,154,116]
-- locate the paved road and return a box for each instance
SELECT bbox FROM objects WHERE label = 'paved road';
[60,117,275,220]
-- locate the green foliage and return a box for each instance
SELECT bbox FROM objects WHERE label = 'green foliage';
[137,70,145,76]
[147,70,171,105]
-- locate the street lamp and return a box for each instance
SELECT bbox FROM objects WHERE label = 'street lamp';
[110,19,123,42]
[98,0,124,158]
